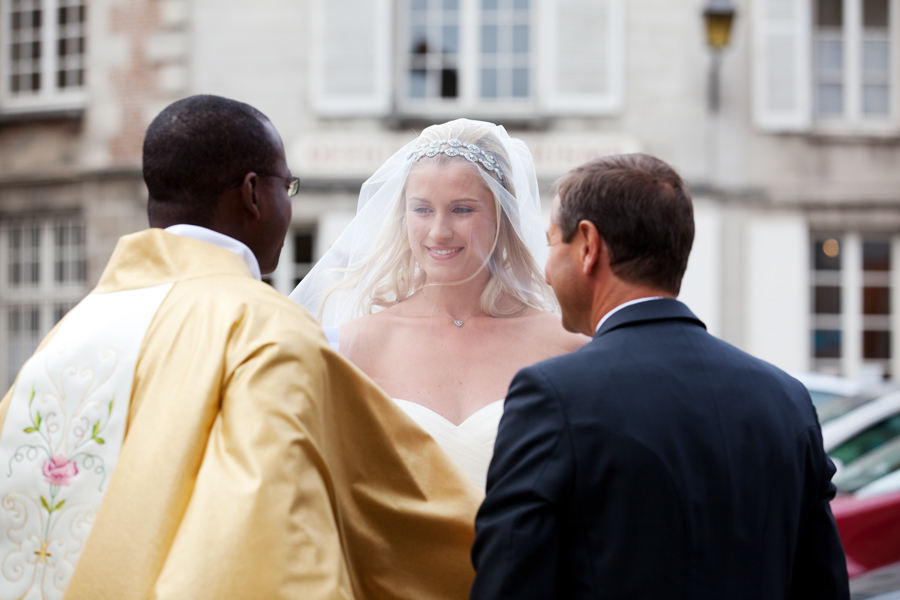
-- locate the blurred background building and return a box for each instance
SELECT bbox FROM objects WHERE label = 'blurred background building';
[0,0,898,388]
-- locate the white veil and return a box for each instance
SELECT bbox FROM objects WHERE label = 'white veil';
[289,119,556,328]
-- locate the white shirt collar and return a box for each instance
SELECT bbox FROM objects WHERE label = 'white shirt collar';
[594,297,666,335]
[164,224,262,281]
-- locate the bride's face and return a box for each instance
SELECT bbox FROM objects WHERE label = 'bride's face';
[405,161,498,284]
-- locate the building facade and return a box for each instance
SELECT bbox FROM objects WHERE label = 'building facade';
[0,0,898,388]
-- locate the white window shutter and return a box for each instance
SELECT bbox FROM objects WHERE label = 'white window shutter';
[542,0,625,115]
[752,0,812,131]
[311,0,392,116]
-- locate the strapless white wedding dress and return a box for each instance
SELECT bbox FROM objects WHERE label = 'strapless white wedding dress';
[392,399,503,491]
[323,328,503,491]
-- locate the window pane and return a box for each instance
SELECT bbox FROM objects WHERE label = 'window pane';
[29,223,40,284]
[831,413,900,465]
[817,84,844,114]
[863,85,890,115]
[814,329,842,358]
[864,330,891,358]
[409,70,427,98]
[7,303,41,388]
[818,0,843,26]
[53,218,86,284]
[482,0,498,10]
[443,25,458,53]
[864,41,889,74]
[443,0,459,10]
[481,68,498,98]
[512,24,529,53]
[863,241,890,270]
[411,0,427,11]
[815,286,842,314]
[815,37,844,116]
[411,26,428,53]
[863,287,890,314]
[481,24,498,54]
[8,307,20,335]
[817,39,844,71]
[513,0,529,8]
[813,238,842,270]
[512,68,529,97]
[294,232,314,264]
[8,222,41,287]
[864,0,889,27]
[440,68,458,97]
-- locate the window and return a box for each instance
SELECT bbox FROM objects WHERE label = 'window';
[811,234,899,380]
[1,0,86,113]
[401,0,533,111]
[0,216,87,387]
[266,228,317,296]
[292,230,316,287]
[812,236,843,373]
[753,0,898,132]
[312,0,624,117]
[830,412,900,465]
[814,0,893,120]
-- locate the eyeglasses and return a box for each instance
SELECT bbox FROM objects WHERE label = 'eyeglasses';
[227,173,301,197]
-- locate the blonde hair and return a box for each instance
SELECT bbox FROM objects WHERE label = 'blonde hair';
[324,121,554,319]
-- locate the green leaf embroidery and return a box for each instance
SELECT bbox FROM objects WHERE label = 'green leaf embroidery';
[23,427,35,434]
[108,399,114,416]
[28,387,34,407]
[34,413,41,429]
[53,500,65,512]
[94,438,105,445]
[40,496,50,512]
[92,422,99,437]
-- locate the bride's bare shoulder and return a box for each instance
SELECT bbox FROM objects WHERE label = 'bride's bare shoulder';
[339,303,413,342]
[521,308,590,353]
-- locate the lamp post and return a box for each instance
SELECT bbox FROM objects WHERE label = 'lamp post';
[703,0,736,112]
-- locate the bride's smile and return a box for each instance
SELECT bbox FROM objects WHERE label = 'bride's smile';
[426,246,463,258]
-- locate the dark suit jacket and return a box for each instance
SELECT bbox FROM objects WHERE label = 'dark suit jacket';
[471,299,849,599]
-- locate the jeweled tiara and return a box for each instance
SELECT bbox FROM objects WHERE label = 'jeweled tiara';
[407,139,505,184]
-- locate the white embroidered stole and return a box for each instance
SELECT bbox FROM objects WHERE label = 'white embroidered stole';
[0,283,173,600]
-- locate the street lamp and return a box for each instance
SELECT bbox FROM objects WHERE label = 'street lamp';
[703,0,736,112]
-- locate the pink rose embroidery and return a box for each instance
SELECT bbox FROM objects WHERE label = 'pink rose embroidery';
[42,455,78,486]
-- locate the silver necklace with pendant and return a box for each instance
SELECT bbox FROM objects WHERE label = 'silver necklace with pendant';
[421,290,481,327]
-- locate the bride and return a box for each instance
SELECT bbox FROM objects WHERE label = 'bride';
[290,119,584,490]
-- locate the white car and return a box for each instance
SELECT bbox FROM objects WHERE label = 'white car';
[833,435,900,498]
[823,390,900,471]
[817,383,900,426]
[790,372,864,406]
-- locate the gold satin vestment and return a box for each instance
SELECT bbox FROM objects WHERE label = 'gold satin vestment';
[0,229,482,600]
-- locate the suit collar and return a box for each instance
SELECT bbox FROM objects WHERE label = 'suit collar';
[594,298,706,338]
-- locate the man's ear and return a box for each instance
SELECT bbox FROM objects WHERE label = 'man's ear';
[576,219,603,276]
[237,172,262,221]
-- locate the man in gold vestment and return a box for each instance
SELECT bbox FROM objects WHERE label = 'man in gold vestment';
[0,96,480,600]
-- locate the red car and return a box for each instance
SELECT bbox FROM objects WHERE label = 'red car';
[832,489,900,578]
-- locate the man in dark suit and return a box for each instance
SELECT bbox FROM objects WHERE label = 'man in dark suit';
[470,154,849,599]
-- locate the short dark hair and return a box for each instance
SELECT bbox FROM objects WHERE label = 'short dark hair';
[143,95,278,223]
[555,154,694,295]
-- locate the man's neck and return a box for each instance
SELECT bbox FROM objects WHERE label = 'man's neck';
[589,283,673,333]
